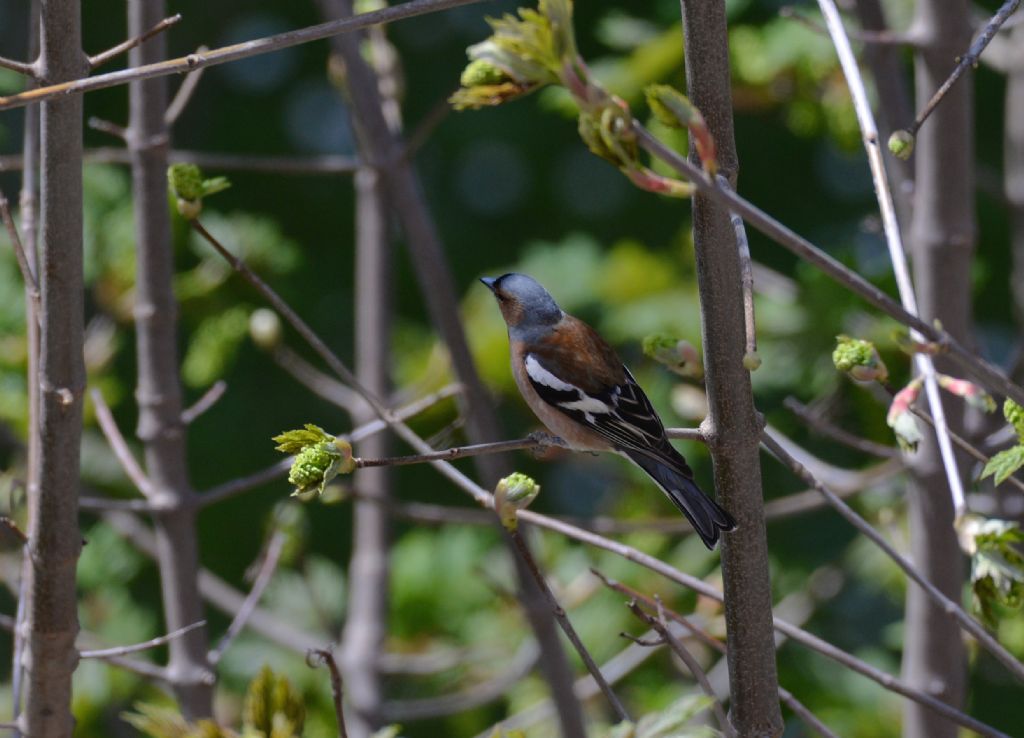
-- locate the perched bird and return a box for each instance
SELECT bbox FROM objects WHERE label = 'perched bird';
[481,273,736,549]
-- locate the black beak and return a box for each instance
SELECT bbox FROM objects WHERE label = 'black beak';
[480,276,498,292]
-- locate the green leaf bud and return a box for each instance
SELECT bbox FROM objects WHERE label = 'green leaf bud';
[460,59,511,87]
[1005,398,1024,441]
[168,163,205,202]
[494,472,540,531]
[888,130,915,160]
[832,335,888,382]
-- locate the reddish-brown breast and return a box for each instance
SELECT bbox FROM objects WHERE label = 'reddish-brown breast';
[528,315,626,393]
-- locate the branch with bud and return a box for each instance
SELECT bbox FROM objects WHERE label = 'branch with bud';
[449,0,716,197]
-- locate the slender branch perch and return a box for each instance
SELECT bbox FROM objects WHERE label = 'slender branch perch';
[90,389,158,500]
[88,14,181,69]
[0,0,486,113]
[80,621,205,659]
[0,191,40,317]
[180,380,227,424]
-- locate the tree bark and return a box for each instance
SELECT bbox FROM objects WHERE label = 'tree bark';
[901,0,974,734]
[21,0,87,735]
[128,0,214,717]
[680,1,783,735]
[339,162,394,737]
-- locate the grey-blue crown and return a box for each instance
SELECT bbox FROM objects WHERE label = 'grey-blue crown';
[482,273,563,326]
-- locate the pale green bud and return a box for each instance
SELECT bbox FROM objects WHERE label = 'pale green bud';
[888,130,915,160]
[494,472,540,531]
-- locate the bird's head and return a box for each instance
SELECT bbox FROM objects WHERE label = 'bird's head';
[480,273,563,333]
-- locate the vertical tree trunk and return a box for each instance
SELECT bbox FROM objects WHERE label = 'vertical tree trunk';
[339,163,394,737]
[22,0,87,735]
[1007,26,1024,325]
[128,0,214,717]
[680,1,783,735]
[901,0,973,735]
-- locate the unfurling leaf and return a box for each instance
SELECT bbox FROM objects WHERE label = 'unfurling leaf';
[273,424,356,497]
[981,446,1024,486]
[645,84,718,173]
[1004,398,1024,441]
[494,472,541,530]
[958,515,1024,627]
[886,378,923,452]
[936,374,996,413]
[167,164,232,220]
[832,335,888,383]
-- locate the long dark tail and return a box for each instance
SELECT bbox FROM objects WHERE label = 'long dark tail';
[625,447,736,549]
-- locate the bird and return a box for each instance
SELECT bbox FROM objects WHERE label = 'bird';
[481,272,736,549]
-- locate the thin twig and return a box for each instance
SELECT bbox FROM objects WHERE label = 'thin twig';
[197,383,461,508]
[900,0,1022,139]
[0,0,486,113]
[307,649,349,738]
[87,14,182,69]
[724,178,758,364]
[181,380,227,425]
[381,641,539,721]
[164,47,208,125]
[0,148,361,175]
[761,428,1024,683]
[626,599,733,737]
[270,344,369,416]
[89,388,158,500]
[816,0,967,519]
[633,124,1024,409]
[79,621,205,659]
[784,397,898,458]
[356,433,569,468]
[508,527,630,722]
[780,6,917,45]
[208,531,286,664]
[0,57,35,77]
[86,116,129,141]
[0,191,40,318]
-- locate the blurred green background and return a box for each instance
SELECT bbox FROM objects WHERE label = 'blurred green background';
[0,0,1021,735]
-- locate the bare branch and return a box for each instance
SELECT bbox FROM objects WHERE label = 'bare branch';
[634,124,1024,408]
[761,428,1024,683]
[208,532,285,665]
[270,344,369,416]
[356,433,568,468]
[0,57,35,77]
[381,642,538,721]
[725,180,758,365]
[508,527,630,722]
[779,6,918,45]
[86,116,129,141]
[180,380,227,425]
[164,48,208,125]
[626,598,733,737]
[88,13,181,69]
[0,0,486,113]
[901,0,1022,140]
[0,191,40,316]
[307,649,349,738]
[80,621,205,659]
[90,388,158,500]
[784,397,898,458]
[1,148,362,175]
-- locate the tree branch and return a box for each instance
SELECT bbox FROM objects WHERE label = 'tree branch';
[0,0,486,113]
[784,397,898,458]
[180,380,227,425]
[90,388,158,500]
[634,124,1024,408]
[760,428,1024,684]
[307,649,349,738]
[80,621,205,659]
[87,13,181,70]
[164,47,207,125]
